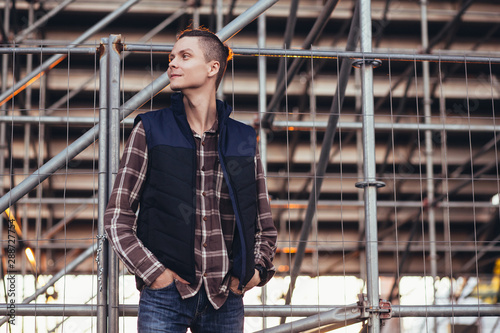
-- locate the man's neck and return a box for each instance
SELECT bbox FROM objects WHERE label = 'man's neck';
[182,91,217,136]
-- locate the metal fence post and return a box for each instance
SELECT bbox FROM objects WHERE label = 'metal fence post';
[357,0,382,332]
[258,11,268,330]
[420,1,438,331]
[97,37,109,333]
[97,33,122,333]
[107,34,122,333]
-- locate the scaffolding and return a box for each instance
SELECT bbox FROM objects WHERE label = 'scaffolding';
[1,0,500,332]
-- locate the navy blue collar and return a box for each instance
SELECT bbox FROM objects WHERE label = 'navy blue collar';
[170,92,233,125]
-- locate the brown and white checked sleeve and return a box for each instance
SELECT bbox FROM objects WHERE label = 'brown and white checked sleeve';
[104,121,165,287]
[253,146,278,286]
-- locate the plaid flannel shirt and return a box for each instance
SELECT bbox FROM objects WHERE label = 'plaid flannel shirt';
[105,119,277,309]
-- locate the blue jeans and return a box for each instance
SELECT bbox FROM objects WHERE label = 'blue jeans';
[137,282,244,333]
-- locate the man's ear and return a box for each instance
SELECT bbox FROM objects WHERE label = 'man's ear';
[208,60,220,79]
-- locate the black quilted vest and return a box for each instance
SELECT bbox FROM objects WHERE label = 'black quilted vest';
[135,93,257,288]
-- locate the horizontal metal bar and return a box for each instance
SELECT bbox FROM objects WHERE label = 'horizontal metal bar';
[0,239,496,253]
[16,198,97,205]
[0,304,338,317]
[235,48,500,64]
[274,121,500,132]
[124,44,500,63]
[0,116,103,125]
[246,305,344,317]
[313,244,500,253]
[271,200,497,209]
[10,198,496,209]
[0,47,97,54]
[3,116,499,133]
[0,242,92,249]
[393,304,500,317]
[9,198,495,209]
[0,304,99,317]
[1,304,498,318]
[0,45,498,64]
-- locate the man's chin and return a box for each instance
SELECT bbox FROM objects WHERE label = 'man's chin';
[170,85,182,92]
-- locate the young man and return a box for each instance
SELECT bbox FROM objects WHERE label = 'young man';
[104,28,277,332]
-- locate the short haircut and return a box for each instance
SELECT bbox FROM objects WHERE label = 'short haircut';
[177,28,232,89]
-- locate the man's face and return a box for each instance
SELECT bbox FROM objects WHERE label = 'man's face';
[167,37,213,92]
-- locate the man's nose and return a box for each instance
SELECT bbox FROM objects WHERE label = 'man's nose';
[169,59,177,68]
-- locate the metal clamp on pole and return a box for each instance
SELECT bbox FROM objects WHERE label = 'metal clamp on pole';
[355,180,386,189]
[358,294,370,319]
[378,299,392,320]
[352,59,383,68]
[358,294,393,322]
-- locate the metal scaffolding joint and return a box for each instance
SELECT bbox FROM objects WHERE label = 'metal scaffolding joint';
[377,300,392,320]
[99,35,123,57]
[352,58,382,68]
[358,294,392,320]
[355,180,386,189]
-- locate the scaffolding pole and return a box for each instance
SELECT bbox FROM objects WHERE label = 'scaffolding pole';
[8,240,496,254]
[94,33,123,333]
[124,45,500,63]
[358,0,382,331]
[420,2,438,333]
[0,47,96,54]
[258,305,362,333]
[97,36,110,333]
[257,10,268,330]
[216,0,224,101]
[106,34,122,333]
[3,116,500,133]
[7,197,497,209]
[2,303,500,318]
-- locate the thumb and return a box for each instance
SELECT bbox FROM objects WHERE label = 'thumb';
[172,272,190,285]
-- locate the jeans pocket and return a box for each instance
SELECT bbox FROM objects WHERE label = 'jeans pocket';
[146,280,176,292]
[228,287,244,297]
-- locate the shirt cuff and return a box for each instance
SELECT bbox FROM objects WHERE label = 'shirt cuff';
[135,258,166,286]
[255,260,275,286]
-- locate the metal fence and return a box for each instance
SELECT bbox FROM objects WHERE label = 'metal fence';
[1,0,500,332]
